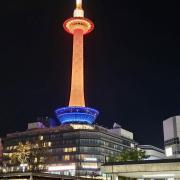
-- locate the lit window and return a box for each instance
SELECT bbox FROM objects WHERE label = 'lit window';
[38,164,44,170]
[48,142,52,147]
[34,158,38,163]
[84,157,97,161]
[70,124,94,130]
[165,147,173,157]
[39,136,43,140]
[9,153,12,157]
[40,157,45,162]
[34,144,39,148]
[130,143,135,148]
[64,155,70,161]
[81,162,98,169]
[64,147,76,152]
[48,163,75,171]
[10,167,14,172]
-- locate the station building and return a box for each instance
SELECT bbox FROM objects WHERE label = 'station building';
[2,121,137,176]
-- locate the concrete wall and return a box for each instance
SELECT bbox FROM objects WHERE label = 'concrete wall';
[101,162,180,179]
[163,117,175,141]
[175,116,180,139]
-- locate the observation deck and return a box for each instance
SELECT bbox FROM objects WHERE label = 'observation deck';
[55,107,99,125]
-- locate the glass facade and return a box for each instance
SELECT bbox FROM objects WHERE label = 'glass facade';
[1,124,137,176]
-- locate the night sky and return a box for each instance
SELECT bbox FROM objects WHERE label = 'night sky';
[0,0,179,148]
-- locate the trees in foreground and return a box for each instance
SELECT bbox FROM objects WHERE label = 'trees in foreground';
[108,148,149,162]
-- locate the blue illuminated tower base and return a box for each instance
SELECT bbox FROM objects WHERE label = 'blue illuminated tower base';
[55,106,99,125]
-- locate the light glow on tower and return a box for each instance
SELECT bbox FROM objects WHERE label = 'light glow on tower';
[64,0,94,106]
[69,28,84,106]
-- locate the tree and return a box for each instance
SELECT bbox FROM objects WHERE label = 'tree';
[3,141,33,172]
[11,142,31,165]
[4,140,48,172]
[108,148,150,162]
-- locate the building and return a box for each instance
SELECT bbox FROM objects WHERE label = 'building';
[163,116,180,158]
[138,145,165,160]
[101,159,180,180]
[2,122,137,176]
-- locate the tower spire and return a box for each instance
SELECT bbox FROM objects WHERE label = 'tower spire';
[76,0,82,9]
[74,0,84,17]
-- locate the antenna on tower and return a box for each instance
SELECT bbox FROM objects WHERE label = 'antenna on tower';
[74,0,84,17]
[76,0,83,9]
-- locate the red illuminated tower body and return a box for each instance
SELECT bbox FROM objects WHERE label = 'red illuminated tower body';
[55,0,99,124]
[64,0,94,106]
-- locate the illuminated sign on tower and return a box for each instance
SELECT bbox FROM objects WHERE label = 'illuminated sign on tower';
[55,0,99,124]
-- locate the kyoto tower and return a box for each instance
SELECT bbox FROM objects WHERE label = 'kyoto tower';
[55,0,99,124]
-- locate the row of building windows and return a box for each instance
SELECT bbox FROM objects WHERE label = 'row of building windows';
[5,128,135,144]
[5,141,52,151]
[4,131,134,150]
[64,147,76,153]
[4,137,127,154]
[3,152,105,165]
[79,139,124,150]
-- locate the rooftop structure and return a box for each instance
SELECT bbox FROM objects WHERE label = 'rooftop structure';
[55,0,99,125]
[108,123,134,140]
[138,145,165,160]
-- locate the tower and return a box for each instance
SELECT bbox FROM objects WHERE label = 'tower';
[55,0,99,124]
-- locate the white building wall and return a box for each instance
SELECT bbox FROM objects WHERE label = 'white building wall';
[163,117,175,141]
[108,125,134,140]
[139,145,165,160]
[121,128,133,140]
[175,116,180,138]
[163,116,180,158]
[144,149,165,160]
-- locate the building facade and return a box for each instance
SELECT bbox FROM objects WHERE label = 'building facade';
[163,116,180,158]
[138,145,165,160]
[2,122,137,176]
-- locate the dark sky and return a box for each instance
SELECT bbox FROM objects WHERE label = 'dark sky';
[0,0,179,148]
